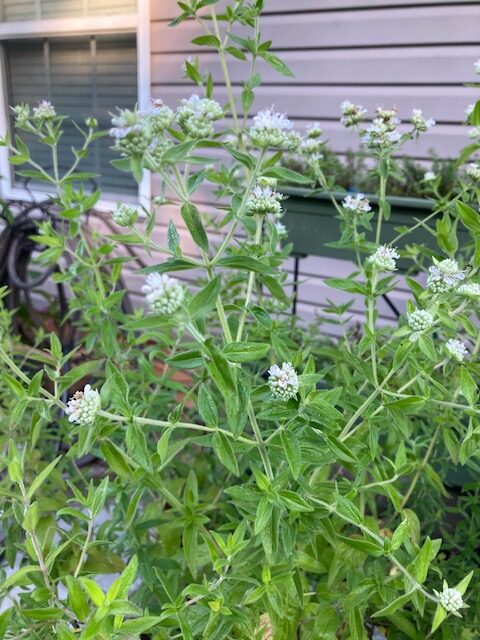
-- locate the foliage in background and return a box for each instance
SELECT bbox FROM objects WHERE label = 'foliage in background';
[0,2,480,639]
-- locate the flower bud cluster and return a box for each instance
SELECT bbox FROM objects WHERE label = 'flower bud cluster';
[368,245,400,272]
[457,282,480,298]
[408,308,434,341]
[361,121,401,150]
[465,162,480,182]
[411,109,435,133]
[427,258,465,293]
[176,94,223,138]
[249,107,294,149]
[445,339,468,362]
[340,101,367,128]
[110,108,151,156]
[66,385,101,426]
[298,123,324,160]
[142,273,185,315]
[424,171,436,182]
[268,362,299,401]
[12,104,30,127]
[474,59,480,74]
[438,587,464,613]
[342,193,371,214]
[141,98,175,135]
[112,203,138,227]
[247,183,283,216]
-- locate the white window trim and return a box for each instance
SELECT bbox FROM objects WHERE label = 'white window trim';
[0,0,151,212]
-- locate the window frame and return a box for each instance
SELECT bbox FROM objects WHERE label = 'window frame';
[0,0,151,211]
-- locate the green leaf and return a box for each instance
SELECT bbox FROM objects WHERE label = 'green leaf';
[386,396,425,413]
[255,496,273,534]
[223,341,270,363]
[215,256,275,274]
[262,166,312,185]
[65,576,89,622]
[181,202,209,252]
[280,430,301,479]
[23,608,63,620]
[260,51,294,77]
[188,275,221,319]
[167,220,180,253]
[278,490,313,512]
[325,277,366,295]
[460,366,478,405]
[126,423,152,472]
[120,617,162,634]
[457,201,480,233]
[0,610,11,640]
[198,384,218,427]
[100,440,135,478]
[79,578,105,606]
[27,455,61,500]
[138,258,197,274]
[213,432,239,476]
[191,35,220,48]
[337,535,383,554]
[455,569,474,596]
[183,523,199,578]
[371,590,416,618]
[431,604,448,633]
[1,565,41,592]
[166,349,203,369]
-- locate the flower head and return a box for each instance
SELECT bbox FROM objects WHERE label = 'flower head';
[247,184,283,216]
[457,282,480,298]
[465,162,480,182]
[176,94,223,138]
[306,122,323,138]
[249,107,293,149]
[465,103,475,122]
[340,101,367,127]
[427,258,465,293]
[110,108,151,155]
[368,245,400,272]
[268,362,299,401]
[445,339,468,362]
[142,273,185,315]
[112,203,138,227]
[474,59,480,74]
[411,108,435,133]
[66,384,101,426]
[11,103,30,126]
[437,587,464,613]
[140,98,175,134]
[361,121,401,149]
[469,126,480,140]
[407,308,434,341]
[299,136,323,158]
[342,193,371,214]
[274,221,287,238]
[423,170,436,181]
[33,100,56,120]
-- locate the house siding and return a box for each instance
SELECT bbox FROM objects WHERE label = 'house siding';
[144,2,479,332]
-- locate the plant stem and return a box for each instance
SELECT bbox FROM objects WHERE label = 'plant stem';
[247,401,274,481]
[73,511,94,578]
[376,162,388,244]
[236,214,263,341]
[98,409,255,446]
[211,7,240,135]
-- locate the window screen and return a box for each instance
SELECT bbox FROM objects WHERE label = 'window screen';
[0,0,137,22]
[5,34,138,196]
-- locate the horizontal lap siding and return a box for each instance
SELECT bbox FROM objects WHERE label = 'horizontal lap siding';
[147,0,472,329]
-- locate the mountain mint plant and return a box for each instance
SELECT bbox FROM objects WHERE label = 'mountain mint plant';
[0,1,479,639]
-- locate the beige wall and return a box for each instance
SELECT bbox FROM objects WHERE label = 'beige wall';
[144,0,479,333]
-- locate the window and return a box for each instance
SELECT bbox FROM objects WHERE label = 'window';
[0,0,150,204]
[5,34,138,196]
[0,0,137,22]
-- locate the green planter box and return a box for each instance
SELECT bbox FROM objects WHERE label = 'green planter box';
[282,187,467,266]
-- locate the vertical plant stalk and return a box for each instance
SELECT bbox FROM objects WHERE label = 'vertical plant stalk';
[247,401,274,481]
[236,214,263,342]
[367,273,379,388]
[376,158,389,244]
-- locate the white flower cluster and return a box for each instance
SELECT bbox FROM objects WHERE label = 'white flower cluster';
[142,273,185,315]
[274,221,287,238]
[474,59,480,74]
[411,109,435,133]
[424,171,436,182]
[457,282,480,298]
[112,203,138,227]
[110,108,151,155]
[66,384,101,426]
[268,362,299,401]
[340,101,367,128]
[427,258,465,293]
[247,183,283,216]
[445,339,468,362]
[298,123,324,160]
[368,245,400,272]
[33,100,56,120]
[249,107,294,149]
[342,193,371,214]
[176,94,223,138]
[408,308,434,342]
[141,98,175,135]
[465,162,480,182]
[437,587,464,613]
[361,107,403,149]
[469,126,480,140]
[12,104,31,126]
